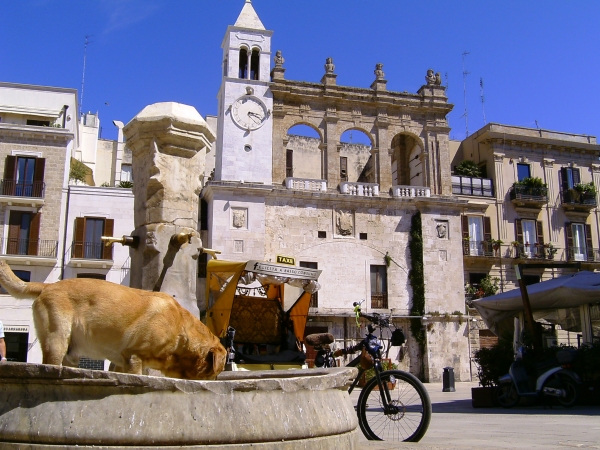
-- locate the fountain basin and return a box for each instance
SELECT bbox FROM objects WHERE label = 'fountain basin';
[0,363,358,449]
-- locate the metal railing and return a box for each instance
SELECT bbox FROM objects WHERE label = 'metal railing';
[371,293,388,309]
[0,238,58,257]
[560,190,597,207]
[71,241,113,260]
[0,180,45,198]
[511,243,561,260]
[452,176,494,197]
[509,185,548,202]
[566,246,600,262]
[462,240,496,257]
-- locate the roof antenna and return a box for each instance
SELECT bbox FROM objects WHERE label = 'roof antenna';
[80,35,93,118]
[480,77,487,125]
[461,51,470,137]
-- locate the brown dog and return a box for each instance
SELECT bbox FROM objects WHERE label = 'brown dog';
[0,261,226,380]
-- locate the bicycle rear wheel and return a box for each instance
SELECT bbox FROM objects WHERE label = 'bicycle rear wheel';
[356,369,431,442]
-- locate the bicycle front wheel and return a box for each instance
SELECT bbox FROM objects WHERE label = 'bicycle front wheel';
[356,370,431,442]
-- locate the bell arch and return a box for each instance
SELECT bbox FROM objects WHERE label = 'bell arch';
[390,132,425,187]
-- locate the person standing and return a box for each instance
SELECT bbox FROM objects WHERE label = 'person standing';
[0,320,7,362]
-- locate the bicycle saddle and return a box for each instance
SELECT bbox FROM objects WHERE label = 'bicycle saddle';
[305,333,334,346]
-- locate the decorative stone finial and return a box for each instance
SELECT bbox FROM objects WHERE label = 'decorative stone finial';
[274,50,284,68]
[245,86,254,95]
[325,57,335,74]
[374,63,385,80]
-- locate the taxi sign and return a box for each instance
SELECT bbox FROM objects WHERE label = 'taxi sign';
[276,255,295,266]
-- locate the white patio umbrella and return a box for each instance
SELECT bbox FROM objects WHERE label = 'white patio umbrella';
[472,271,600,334]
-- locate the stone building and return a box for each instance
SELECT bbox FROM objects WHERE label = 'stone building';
[201,0,471,381]
[452,123,600,348]
[0,82,132,366]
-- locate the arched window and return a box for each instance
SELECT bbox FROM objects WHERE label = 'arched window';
[239,48,248,79]
[250,48,260,80]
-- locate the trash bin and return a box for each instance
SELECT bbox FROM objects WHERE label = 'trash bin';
[442,367,455,392]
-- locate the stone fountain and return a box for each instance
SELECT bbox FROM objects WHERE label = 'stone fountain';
[0,102,359,449]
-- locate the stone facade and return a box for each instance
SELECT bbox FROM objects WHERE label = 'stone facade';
[204,2,469,381]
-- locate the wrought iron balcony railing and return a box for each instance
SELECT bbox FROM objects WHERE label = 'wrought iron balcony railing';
[566,246,599,262]
[560,190,597,209]
[0,238,58,257]
[462,240,498,257]
[371,293,388,309]
[1,180,45,198]
[452,176,494,197]
[509,185,548,205]
[71,241,113,260]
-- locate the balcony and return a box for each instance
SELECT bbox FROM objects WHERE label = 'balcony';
[509,185,548,208]
[285,177,327,192]
[462,240,497,257]
[371,293,388,309]
[1,180,45,197]
[452,176,494,197]
[0,238,58,266]
[566,246,600,263]
[391,185,430,198]
[560,190,597,212]
[69,241,114,269]
[340,181,379,197]
[511,243,561,261]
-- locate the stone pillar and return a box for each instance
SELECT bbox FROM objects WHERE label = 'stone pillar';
[374,115,391,191]
[324,109,339,189]
[543,157,556,242]
[123,102,216,317]
[493,152,506,240]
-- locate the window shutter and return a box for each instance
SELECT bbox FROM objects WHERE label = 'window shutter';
[515,219,523,244]
[73,217,85,258]
[27,213,41,256]
[565,222,573,261]
[33,158,45,197]
[536,220,544,247]
[483,217,492,242]
[102,219,114,260]
[560,167,568,192]
[573,168,581,186]
[3,155,16,195]
[462,216,469,239]
[585,224,594,261]
[7,211,21,254]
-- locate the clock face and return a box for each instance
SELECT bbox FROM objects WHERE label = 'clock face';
[231,96,268,131]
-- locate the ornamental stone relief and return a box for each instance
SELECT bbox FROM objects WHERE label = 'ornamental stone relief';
[232,208,248,229]
[335,209,354,237]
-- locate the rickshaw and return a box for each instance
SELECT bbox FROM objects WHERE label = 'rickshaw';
[204,259,321,370]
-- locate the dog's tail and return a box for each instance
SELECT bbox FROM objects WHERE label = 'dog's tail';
[0,260,45,298]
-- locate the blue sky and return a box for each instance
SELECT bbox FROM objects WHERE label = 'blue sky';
[2,1,599,143]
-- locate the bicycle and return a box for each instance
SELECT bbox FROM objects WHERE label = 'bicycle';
[305,301,432,442]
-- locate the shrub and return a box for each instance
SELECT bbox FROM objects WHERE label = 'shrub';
[118,180,133,188]
[69,159,88,184]
[362,360,398,383]
[472,338,514,387]
[455,160,482,178]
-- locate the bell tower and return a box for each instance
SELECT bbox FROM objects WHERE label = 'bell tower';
[215,0,273,184]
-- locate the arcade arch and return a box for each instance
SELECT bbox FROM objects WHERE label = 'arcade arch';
[340,128,374,183]
[285,124,323,180]
[391,133,424,186]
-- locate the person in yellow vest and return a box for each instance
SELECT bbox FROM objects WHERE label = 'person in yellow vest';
[0,320,7,362]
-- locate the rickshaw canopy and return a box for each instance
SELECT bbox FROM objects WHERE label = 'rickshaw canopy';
[205,259,321,343]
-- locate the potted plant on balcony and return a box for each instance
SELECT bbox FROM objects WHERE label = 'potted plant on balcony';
[513,177,547,197]
[455,160,482,178]
[489,238,503,254]
[544,243,558,260]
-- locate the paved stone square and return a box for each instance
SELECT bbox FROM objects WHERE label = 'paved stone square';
[357,381,600,449]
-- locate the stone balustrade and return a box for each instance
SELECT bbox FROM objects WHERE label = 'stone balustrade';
[340,181,379,197]
[285,177,327,192]
[392,185,431,198]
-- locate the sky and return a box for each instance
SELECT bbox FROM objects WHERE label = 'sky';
[2,0,600,143]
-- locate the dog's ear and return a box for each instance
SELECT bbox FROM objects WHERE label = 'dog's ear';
[211,346,227,374]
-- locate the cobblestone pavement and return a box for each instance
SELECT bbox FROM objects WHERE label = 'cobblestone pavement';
[355,381,600,449]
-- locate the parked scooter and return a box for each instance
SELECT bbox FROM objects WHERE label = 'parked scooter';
[496,346,580,408]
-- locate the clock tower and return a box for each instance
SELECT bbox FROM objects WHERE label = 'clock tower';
[215,0,273,184]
